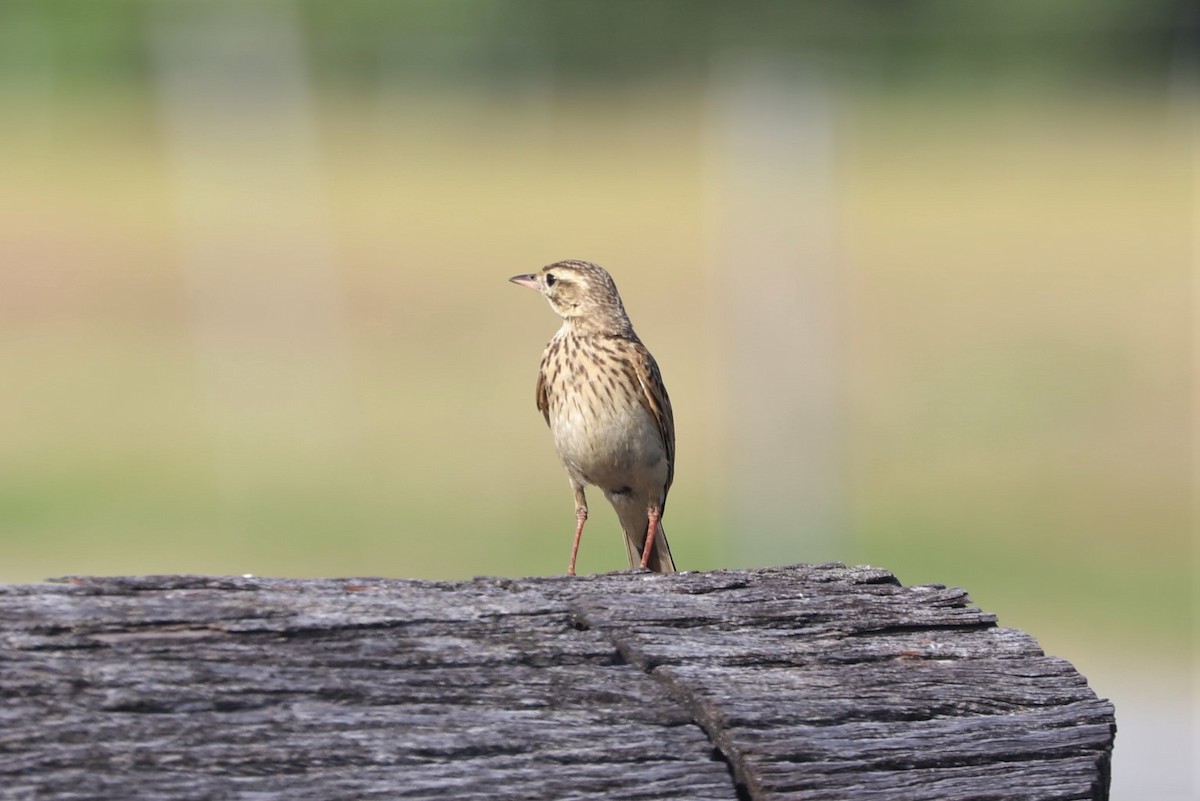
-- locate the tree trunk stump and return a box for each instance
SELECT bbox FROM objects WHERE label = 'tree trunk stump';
[0,564,1115,800]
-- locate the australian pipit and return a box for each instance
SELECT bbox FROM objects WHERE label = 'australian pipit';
[510,260,676,575]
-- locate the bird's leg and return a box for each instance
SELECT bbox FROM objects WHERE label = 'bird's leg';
[568,485,588,576]
[567,508,587,576]
[639,506,662,570]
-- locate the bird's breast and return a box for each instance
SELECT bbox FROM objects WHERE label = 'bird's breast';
[543,350,666,492]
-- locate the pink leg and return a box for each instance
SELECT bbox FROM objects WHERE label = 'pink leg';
[639,506,662,570]
[567,507,587,576]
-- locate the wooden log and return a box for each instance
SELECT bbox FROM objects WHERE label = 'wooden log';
[0,564,1114,800]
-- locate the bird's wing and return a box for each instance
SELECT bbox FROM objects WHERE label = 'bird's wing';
[535,345,552,424]
[535,366,551,426]
[631,344,675,495]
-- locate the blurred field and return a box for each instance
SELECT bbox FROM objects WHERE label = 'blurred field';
[1,86,1189,663]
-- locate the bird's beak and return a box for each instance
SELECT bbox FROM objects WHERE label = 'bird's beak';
[509,273,541,291]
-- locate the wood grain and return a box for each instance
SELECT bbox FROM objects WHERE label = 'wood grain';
[0,564,1114,800]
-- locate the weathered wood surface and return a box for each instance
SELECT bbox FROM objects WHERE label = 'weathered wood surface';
[0,564,1114,800]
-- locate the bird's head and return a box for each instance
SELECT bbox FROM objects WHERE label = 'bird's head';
[510,260,632,334]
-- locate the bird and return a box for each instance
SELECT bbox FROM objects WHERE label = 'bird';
[509,259,676,575]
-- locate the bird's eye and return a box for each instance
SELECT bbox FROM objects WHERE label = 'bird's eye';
[545,273,557,287]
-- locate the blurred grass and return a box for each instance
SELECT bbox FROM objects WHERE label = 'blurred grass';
[838,94,1191,662]
[0,87,1190,670]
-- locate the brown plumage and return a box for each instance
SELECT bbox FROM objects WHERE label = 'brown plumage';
[510,260,676,574]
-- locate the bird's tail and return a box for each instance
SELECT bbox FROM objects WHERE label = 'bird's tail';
[622,518,675,573]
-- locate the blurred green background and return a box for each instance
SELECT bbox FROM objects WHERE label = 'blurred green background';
[0,2,1193,796]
